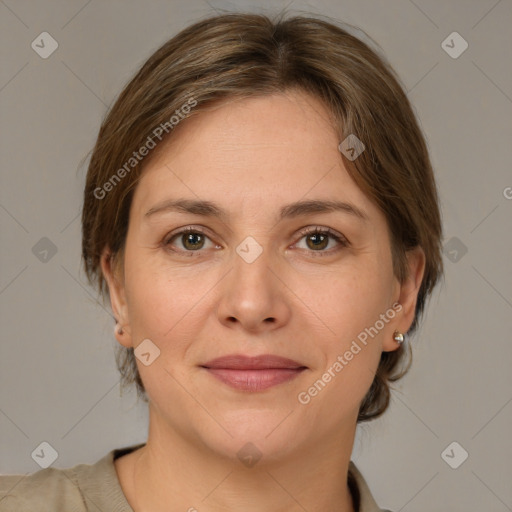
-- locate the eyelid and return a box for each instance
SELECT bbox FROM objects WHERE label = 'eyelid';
[292,226,350,255]
[163,225,218,249]
[163,224,349,255]
[164,225,209,243]
[295,226,348,243]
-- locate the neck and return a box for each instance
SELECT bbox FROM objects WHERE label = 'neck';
[119,407,357,512]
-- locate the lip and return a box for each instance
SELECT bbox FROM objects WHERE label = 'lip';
[200,355,307,392]
[202,354,305,370]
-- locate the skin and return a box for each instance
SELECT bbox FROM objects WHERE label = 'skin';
[101,89,425,512]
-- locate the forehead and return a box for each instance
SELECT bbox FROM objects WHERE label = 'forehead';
[131,90,374,217]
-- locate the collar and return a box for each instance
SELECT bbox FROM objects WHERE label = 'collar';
[75,444,387,512]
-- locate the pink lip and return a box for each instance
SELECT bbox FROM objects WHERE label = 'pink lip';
[201,355,307,391]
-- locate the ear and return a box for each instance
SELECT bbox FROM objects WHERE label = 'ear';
[100,248,133,348]
[382,246,426,352]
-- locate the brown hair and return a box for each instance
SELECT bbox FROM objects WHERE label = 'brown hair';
[82,12,443,422]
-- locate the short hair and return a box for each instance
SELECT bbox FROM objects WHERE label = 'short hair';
[82,12,443,422]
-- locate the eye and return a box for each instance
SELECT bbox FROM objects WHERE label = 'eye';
[164,226,219,254]
[163,225,348,257]
[294,227,348,255]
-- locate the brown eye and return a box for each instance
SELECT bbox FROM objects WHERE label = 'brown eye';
[164,227,217,254]
[181,232,205,250]
[295,227,348,255]
[305,232,329,251]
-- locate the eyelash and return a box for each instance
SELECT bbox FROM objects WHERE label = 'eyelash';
[163,225,349,257]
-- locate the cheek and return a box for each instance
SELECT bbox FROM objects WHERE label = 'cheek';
[294,267,392,419]
[123,245,172,333]
[126,272,197,338]
[123,248,221,351]
[123,258,212,399]
[308,260,395,342]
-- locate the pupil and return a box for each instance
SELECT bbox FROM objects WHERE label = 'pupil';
[184,233,203,250]
[308,233,327,250]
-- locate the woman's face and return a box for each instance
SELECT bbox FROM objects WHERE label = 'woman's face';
[104,90,422,461]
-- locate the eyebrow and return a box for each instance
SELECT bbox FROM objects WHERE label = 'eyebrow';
[144,198,368,222]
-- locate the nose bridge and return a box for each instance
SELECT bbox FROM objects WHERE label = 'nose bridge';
[230,236,275,301]
[216,234,290,331]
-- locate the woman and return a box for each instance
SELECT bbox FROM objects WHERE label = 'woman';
[0,12,442,512]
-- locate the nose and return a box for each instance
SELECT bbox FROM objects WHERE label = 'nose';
[215,242,292,334]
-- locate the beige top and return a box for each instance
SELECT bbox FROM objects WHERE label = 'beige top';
[0,444,392,511]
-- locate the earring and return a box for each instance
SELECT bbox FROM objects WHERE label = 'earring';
[393,330,404,346]
[115,323,124,336]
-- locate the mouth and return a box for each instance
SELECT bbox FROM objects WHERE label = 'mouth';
[200,354,308,392]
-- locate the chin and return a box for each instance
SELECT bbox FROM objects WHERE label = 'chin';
[198,408,308,466]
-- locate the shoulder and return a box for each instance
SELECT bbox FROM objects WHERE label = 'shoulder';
[348,460,394,512]
[0,466,85,512]
[0,444,142,512]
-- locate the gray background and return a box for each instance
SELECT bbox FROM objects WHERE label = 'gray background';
[1,1,511,510]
